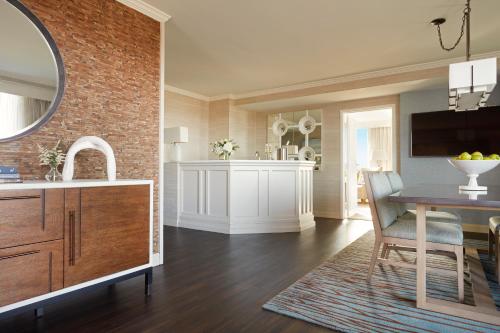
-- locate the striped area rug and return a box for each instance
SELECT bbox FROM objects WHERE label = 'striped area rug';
[263,232,500,332]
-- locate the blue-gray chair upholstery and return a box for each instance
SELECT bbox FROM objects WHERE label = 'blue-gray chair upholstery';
[367,171,463,246]
[490,217,500,232]
[382,218,463,245]
[384,171,461,223]
[385,171,407,216]
[367,172,399,230]
[399,210,461,223]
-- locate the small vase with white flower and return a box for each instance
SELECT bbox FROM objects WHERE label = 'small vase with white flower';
[210,139,239,160]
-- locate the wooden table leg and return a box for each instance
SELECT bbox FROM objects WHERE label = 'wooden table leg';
[416,204,427,308]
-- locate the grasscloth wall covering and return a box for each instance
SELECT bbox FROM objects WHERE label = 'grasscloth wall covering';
[0,0,161,251]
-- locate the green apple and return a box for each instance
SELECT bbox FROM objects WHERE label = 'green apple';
[471,151,483,160]
[457,152,471,160]
[489,154,500,160]
[484,157,492,160]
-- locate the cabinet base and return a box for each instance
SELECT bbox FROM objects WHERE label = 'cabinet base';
[0,267,153,320]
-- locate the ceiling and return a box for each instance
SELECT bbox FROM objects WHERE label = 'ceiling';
[146,0,500,98]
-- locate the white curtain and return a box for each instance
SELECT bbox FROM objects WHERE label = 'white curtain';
[368,127,392,171]
[0,92,49,136]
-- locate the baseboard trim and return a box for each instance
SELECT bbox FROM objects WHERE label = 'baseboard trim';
[151,253,161,266]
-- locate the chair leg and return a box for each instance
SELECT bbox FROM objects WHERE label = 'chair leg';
[384,244,391,259]
[367,239,382,282]
[381,243,388,259]
[489,229,495,259]
[455,245,464,303]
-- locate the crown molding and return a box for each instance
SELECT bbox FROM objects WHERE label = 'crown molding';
[165,85,238,103]
[165,85,210,101]
[116,0,171,22]
[232,51,500,101]
[208,94,235,102]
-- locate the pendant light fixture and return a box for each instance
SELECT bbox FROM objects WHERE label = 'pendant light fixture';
[431,0,497,112]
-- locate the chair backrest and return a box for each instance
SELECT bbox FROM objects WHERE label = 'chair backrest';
[384,171,407,216]
[363,171,400,237]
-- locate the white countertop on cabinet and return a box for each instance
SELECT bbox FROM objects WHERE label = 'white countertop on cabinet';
[0,179,153,190]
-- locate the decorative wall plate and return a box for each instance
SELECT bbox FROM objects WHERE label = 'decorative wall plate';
[299,146,316,161]
[272,119,289,137]
[298,115,316,134]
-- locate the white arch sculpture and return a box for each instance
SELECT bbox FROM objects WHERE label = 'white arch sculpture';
[62,136,116,181]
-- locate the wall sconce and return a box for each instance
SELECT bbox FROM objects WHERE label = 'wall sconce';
[165,126,188,162]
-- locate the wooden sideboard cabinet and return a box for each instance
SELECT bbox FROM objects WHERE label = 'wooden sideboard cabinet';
[64,185,150,287]
[0,181,153,318]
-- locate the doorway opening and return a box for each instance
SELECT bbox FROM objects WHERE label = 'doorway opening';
[341,106,397,220]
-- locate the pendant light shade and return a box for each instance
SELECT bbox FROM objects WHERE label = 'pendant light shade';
[448,57,497,111]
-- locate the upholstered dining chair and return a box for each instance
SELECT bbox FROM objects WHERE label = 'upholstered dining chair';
[488,217,500,282]
[363,171,464,303]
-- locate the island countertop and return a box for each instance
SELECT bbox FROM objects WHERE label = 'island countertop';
[173,160,316,166]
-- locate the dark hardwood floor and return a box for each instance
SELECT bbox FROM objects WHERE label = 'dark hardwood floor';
[0,218,372,333]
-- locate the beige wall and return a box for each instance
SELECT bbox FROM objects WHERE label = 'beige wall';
[208,99,230,159]
[166,93,267,161]
[228,105,267,159]
[165,91,209,161]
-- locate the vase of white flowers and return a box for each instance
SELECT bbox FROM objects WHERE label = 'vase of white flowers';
[38,140,66,182]
[209,138,239,160]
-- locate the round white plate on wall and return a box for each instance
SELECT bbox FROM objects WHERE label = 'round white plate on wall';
[299,146,316,161]
[298,115,316,134]
[272,119,289,137]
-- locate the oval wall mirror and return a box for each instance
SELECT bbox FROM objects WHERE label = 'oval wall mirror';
[0,0,65,142]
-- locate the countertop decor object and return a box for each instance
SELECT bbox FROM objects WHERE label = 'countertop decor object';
[0,166,21,183]
[165,127,188,162]
[62,136,116,181]
[448,159,500,191]
[209,139,239,160]
[38,140,65,182]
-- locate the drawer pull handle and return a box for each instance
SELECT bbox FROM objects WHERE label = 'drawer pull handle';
[0,196,41,200]
[0,250,40,261]
[69,210,76,266]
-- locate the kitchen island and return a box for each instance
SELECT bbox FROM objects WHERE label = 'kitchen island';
[165,160,315,234]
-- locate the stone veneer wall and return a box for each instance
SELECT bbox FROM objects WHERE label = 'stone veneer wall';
[0,0,161,251]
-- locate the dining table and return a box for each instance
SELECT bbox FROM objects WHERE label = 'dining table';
[389,184,500,325]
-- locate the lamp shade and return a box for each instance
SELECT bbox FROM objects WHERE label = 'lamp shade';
[449,57,497,111]
[165,126,188,143]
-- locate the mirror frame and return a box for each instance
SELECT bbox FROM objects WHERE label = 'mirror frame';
[0,0,65,142]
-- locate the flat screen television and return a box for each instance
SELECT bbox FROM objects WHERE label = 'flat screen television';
[411,106,500,157]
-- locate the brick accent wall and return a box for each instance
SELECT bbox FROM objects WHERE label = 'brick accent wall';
[0,0,161,251]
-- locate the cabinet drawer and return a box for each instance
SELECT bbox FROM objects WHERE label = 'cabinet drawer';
[0,240,63,307]
[0,189,64,249]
